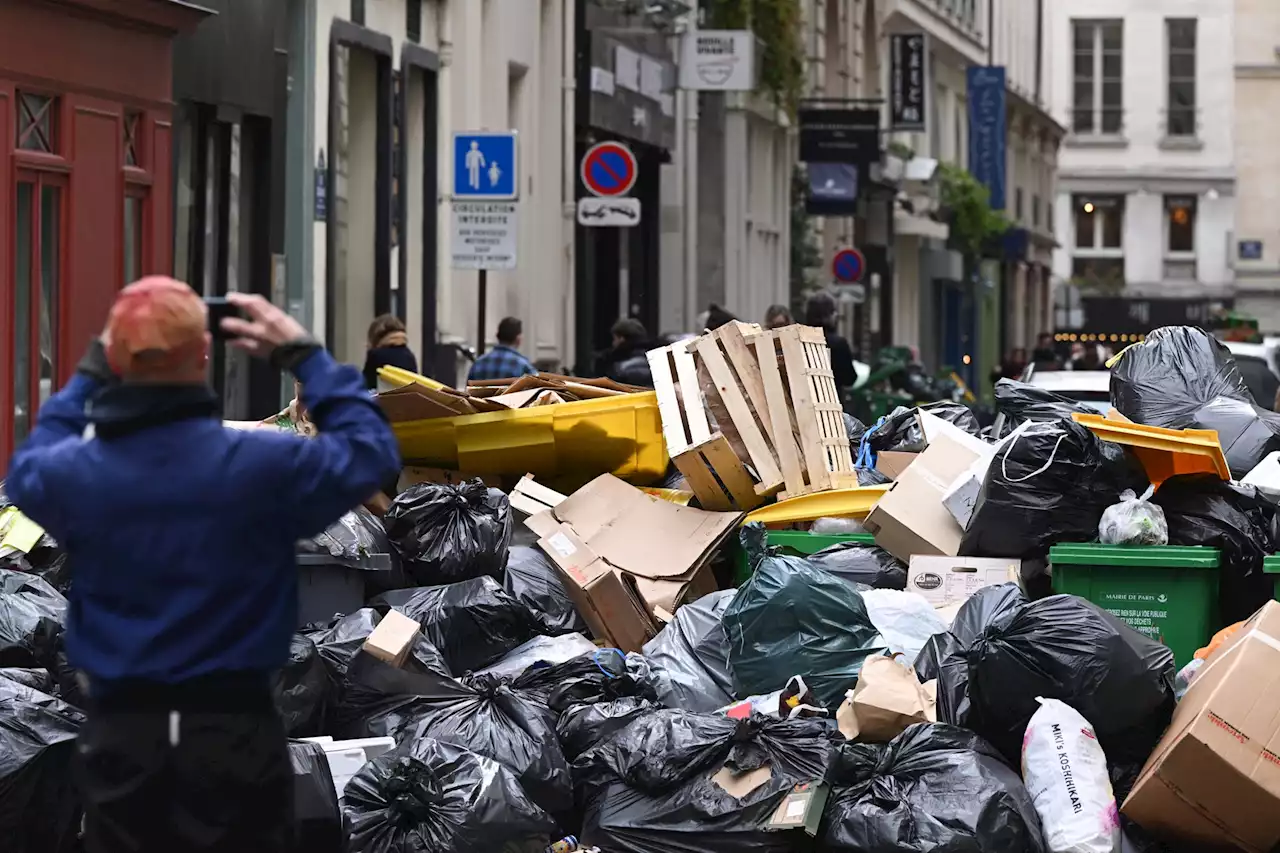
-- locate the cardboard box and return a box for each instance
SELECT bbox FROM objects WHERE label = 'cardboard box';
[1122,601,1280,853]
[941,421,1033,530]
[906,555,1021,607]
[531,474,742,651]
[917,410,991,457]
[863,433,983,562]
[875,451,918,480]
[361,610,420,668]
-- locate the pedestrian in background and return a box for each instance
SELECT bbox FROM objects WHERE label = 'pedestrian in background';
[5,278,400,853]
[598,318,653,386]
[1031,332,1060,369]
[764,304,793,330]
[705,303,738,331]
[469,316,537,381]
[804,291,857,389]
[362,313,418,389]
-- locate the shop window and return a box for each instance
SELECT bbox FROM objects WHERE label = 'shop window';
[11,175,64,445]
[1165,195,1197,254]
[16,92,57,153]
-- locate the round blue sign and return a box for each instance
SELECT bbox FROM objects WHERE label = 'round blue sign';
[832,248,866,284]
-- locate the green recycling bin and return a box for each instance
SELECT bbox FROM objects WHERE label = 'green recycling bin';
[1049,543,1220,666]
[1263,557,1280,598]
[733,530,876,586]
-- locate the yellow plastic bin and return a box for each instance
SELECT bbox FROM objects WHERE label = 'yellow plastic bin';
[378,367,669,488]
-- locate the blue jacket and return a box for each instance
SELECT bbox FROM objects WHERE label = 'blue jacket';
[5,349,401,688]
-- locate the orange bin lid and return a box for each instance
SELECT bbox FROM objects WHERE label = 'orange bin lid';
[1071,412,1230,488]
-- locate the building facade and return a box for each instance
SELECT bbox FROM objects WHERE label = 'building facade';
[1048,0,1236,340]
[1233,0,1280,330]
[0,0,209,466]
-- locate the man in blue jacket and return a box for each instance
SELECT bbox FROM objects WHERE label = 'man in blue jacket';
[6,277,401,853]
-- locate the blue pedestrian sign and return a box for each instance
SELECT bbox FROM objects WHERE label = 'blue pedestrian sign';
[452,131,519,201]
[832,248,866,284]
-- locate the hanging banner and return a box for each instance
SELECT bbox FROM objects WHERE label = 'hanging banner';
[890,33,927,132]
[967,66,1007,211]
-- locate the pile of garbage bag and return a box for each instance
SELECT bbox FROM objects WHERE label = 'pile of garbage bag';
[383,480,513,586]
[643,589,735,712]
[504,546,588,636]
[807,540,907,590]
[0,673,83,852]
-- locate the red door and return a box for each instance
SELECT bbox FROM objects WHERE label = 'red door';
[11,169,67,447]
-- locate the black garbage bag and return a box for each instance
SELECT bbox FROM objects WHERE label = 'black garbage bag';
[273,634,330,737]
[344,736,556,853]
[371,576,540,674]
[1111,326,1254,427]
[298,506,407,593]
[1153,474,1280,624]
[642,589,736,712]
[820,722,1046,853]
[337,655,573,816]
[512,649,656,714]
[504,545,587,636]
[0,569,66,669]
[844,413,868,446]
[0,675,84,853]
[962,419,1143,559]
[557,696,662,761]
[383,480,513,586]
[867,406,928,453]
[0,484,69,593]
[575,710,839,853]
[288,740,344,853]
[856,465,893,486]
[1190,396,1280,478]
[992,378,1105,438]
[808,541,907,590]
[308,607,452,680]
[724,525,887,710]
[0,668,52,693]
[919,400,982,436]
[925,593,1176,765]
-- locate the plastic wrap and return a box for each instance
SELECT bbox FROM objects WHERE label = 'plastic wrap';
[919,400,982,435]
[383,480,513,587]
[371,576,540,674]
[503,545,588,636]
[725,525,887,710]
[512,649,657,714]
[860,589,950,666]
[642,589,736,712]
[0,569,66,670]
[574,710,839,853]
[1191,396,1280,478]
[808,541,908,590]
[344,736,555,853]
[1099,486,1169,546]
[821,723,1045,853]
[0,676,84,852]
[992,378,1106,438]
[867,406,928,453]
[962,419,1142,559]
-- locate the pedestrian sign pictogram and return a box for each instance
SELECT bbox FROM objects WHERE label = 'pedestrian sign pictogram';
[832,248,866,284]
[452,132,519,201]
[580,141,638,198]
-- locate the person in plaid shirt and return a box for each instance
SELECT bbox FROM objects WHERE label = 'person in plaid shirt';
[469,316,537,381]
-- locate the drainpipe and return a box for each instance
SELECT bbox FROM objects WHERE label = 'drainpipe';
[1034,0,1044,103]
[683,9,699,331]
[986,0,994,65]
[563,0,577,367]
[436,0,454,349]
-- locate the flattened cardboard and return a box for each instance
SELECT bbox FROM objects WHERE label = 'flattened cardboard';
[377,384,470,422]
[863,434,982,562]
[906,556,1021,607]
[712,765,772,798]
[1122,600,1280,853]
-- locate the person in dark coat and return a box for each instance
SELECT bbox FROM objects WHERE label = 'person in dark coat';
[362,313,419,388]
[805,290,858,389]
[5,278,400,853]
[598,318,653,386]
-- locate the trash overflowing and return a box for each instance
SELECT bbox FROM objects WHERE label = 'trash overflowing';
[7,321,1280,852]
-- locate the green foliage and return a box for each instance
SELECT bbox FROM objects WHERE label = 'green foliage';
[937,162,1011,261]
[790,166,821,298]
[705,0,805,113]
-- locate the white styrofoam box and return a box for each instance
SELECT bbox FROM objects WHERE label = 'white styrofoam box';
[941,420,1033,530]
[1242,451,1280,498]
[300,736,396,798]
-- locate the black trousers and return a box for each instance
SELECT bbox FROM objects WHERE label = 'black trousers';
[76,703,294,853]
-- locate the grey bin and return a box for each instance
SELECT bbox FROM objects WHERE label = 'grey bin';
[296,553,393,628]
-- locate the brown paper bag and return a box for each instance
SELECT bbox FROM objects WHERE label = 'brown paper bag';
[836,653,937,743]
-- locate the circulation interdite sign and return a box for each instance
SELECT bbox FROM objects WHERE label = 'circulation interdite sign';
[580,141,638,198]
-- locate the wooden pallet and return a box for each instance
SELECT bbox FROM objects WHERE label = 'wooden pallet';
[647,338,764,511]
[754,324,857,497]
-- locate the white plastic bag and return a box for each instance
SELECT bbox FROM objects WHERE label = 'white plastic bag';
[1098,486,1169,546]
[1021,697,1120,853]
[860,589,949,666]
[811,516,868,535]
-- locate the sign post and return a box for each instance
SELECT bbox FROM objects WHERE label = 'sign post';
[451,131,520,355]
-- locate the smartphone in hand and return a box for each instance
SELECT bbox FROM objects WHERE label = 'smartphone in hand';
[204,297,245,340]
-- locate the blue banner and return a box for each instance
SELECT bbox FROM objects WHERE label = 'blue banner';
[967,66,1007,211]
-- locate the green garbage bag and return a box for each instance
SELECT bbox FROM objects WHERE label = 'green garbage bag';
[724,524,888,710]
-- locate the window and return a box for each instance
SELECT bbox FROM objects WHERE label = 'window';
[407,0,422,43]
[16,92,57,153]
[11,174,64,445]
[124,194,144,284]
[1165,195,1196,254]
[350,0,365,25]
[1074,195,1124,249]
[1166,19,1197,137]
[1015,187,1024,222]
[124,111,143,167]
[1072,21,1123,135]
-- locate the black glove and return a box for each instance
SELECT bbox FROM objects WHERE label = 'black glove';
[75,338,116,383]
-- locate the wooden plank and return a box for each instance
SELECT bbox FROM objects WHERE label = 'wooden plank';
[671,341,711,445]
[698,434,765,509]
[778,326,832,490]
[674,445,730,511]
[754,331,808,495]
[715,322,776,446]
[695,336,784,489]
[647,345,691,455]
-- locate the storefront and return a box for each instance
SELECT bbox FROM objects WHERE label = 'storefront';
[0,0,210,466]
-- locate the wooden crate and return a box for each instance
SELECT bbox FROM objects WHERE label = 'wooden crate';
[754,324,857,497]
[647,338,765,511]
